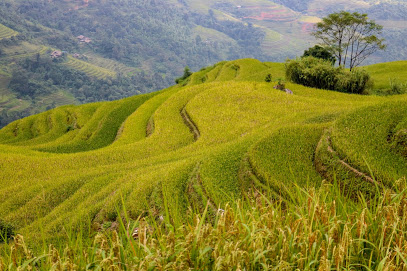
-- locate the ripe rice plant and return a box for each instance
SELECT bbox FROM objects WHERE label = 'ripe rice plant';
[2,182,407,270]
[0,59,407,267]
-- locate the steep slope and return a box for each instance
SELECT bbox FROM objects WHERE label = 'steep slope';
[1,59,407,246]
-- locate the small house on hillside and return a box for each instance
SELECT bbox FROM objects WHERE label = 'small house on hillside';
[50,50,63,59]
[76,35,92,43]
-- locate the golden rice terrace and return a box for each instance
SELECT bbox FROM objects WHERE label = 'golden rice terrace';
[1,59,407,244]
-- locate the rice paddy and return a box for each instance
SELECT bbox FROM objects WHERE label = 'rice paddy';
[0,43,47,63]
[64,56,116,79]
[83,52,140,76]
[1,59,407,269]
[0,23,17,40]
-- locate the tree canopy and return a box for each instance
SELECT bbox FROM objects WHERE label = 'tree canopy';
[313,11,386,70]
[302,45,336,65]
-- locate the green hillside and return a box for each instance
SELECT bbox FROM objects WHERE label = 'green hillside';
[2,59,407,269]
[1,0,407,129]
[0,59,407,270]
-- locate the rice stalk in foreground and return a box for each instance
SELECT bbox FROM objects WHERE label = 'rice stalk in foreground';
[2,181,407,270]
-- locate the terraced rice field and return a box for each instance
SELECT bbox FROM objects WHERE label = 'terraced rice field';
[0,43,48,63]
[0,23,17,40]
[84,53,139,76]
[243,5,298,22]
[1,59,407,248]
[64,56,116,79]
[260,28,283,53]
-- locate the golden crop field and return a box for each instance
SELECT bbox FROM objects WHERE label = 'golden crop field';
[1,59,407,269]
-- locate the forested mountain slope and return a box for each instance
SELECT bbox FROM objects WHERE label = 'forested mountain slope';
[0,0,268,127]
[1,0,406,128]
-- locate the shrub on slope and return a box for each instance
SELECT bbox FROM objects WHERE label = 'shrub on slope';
[285,56,371,94]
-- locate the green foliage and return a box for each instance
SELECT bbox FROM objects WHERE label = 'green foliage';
[285,56,371,93]
[175,66,193,84]
[302,44,336,65]
[313,11,386,70]
[336,68,372,94]
[264,73,272,83]
[8,55,163,103]
[7,0,267,84]
[388,78,407,95]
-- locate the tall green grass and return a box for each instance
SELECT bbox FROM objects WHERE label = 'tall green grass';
[2,181,407,270]
[364,61,407,93]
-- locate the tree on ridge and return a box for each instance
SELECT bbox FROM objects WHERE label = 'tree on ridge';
[313,11,386,70]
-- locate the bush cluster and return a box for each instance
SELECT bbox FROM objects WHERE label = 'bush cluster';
[285,56,372,94]
[175,66,193,84]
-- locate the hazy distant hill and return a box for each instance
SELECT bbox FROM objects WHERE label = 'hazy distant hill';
[0,0,406,127]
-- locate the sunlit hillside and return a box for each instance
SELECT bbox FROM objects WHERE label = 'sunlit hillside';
[1,58,407,249]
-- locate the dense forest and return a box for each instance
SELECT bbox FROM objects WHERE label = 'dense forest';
[14,0,265,78]
[0,0,274,127]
